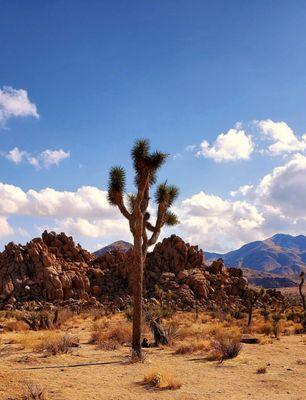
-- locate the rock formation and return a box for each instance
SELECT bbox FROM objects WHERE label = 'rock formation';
[0,231,285,311]
[0,231,92,308]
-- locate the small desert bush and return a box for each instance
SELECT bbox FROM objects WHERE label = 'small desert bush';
[143,369,182,390]
[164,321,180,345]
[18,310,55,331]
[249,320,273,336]
[18,383,48,400]
[35,332,79,355]
[4,320,30,332]
[144,302,175,322]
[0,368,47,400]
[90,319,131,349]
[210,336,242,362]
[3,330,43,351]
[174,338,209,355]
[53,307,74,328]
[256,366,267,374]
[208,322,242,342]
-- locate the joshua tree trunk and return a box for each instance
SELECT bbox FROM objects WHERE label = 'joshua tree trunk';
[247,304,253,327]
[246,288,264,327]
[299,272,305,311]
[132,216,144,357]
[299,272,306,330]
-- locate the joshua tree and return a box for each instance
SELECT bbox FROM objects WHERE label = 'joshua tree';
[299,271,306,329]
[272,312,281,338]
[299,272,305,310]
[107,139,179,358]
[246,288,264,327]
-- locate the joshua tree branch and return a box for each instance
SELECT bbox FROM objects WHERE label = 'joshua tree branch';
[145,221,155,232]
[147,203,167,246]
[117,196,131,221]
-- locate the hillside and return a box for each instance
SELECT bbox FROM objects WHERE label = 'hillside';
[93,240,132,257]
[205,233,306,275]
[242,269,298,288]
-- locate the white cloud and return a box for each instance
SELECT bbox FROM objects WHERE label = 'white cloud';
[185,144,196,152]
[4,148,70,169]
[175,191,264,252]
[27,155,40,169]
[40,149,70,167]
[2,146,306,251]
[256,119,306,155]
[0,183,129,241]
[230,184,254,198]
[256,153,306,218]
[0,86,39,126]
[5,147,25,164]
[0,216,13,237]
[178,152,306,251]
[54,217,130,239]
[196,128,254,162]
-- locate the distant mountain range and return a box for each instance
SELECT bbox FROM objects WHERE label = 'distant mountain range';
[205,233,306,275]
[93,240,132,257]
[94,233,305,288]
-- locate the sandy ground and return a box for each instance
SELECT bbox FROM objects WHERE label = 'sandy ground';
[0,324,305,400]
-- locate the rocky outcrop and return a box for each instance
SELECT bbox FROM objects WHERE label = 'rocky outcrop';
[0,231,285,311]
[0,231,93,308]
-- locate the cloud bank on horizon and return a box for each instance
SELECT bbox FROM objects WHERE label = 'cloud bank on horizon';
[1,85,306,253]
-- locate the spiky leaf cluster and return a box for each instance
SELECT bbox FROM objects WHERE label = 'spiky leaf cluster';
[107,166,126,205]
[164,211,179,226]
[155,182,179,206]
[131,140,168,186]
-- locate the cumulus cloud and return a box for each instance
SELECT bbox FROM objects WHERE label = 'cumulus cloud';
[0,86,39,126]
[0,183,130,241]
[39,149,70,167]
[256,153,306,218]
[230,184,254,198]
[5,147,25,164]
[0,184,120,219]
[196,128,254,162]
[4,147,70,168]
[174,191,264,251]
[0,216,13,237]
[1,148,306,251]
[174,147,306,250]
[256,119,306,155]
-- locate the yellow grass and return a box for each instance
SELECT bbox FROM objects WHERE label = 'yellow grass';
[35,332,79,355]
[174,338,210,354]
[143,369,182,390]
[90,316,131,349]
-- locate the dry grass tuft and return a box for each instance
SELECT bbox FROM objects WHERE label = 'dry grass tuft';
[4,320,30,332]
[212,337,242,363]
[256,366,267,374]
[90,319,131,350]
[18,382,48,400]
[174,338,209,355]
[35,332,79,355]
[143,369,182,390]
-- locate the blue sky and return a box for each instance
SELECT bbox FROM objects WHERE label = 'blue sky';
[1,1,306,252]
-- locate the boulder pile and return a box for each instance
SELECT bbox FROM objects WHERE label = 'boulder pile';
[144,236,250,310]
[0,231,284,311]
[0,231,93,308]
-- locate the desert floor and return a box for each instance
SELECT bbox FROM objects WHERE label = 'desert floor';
[0,317,305,400]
